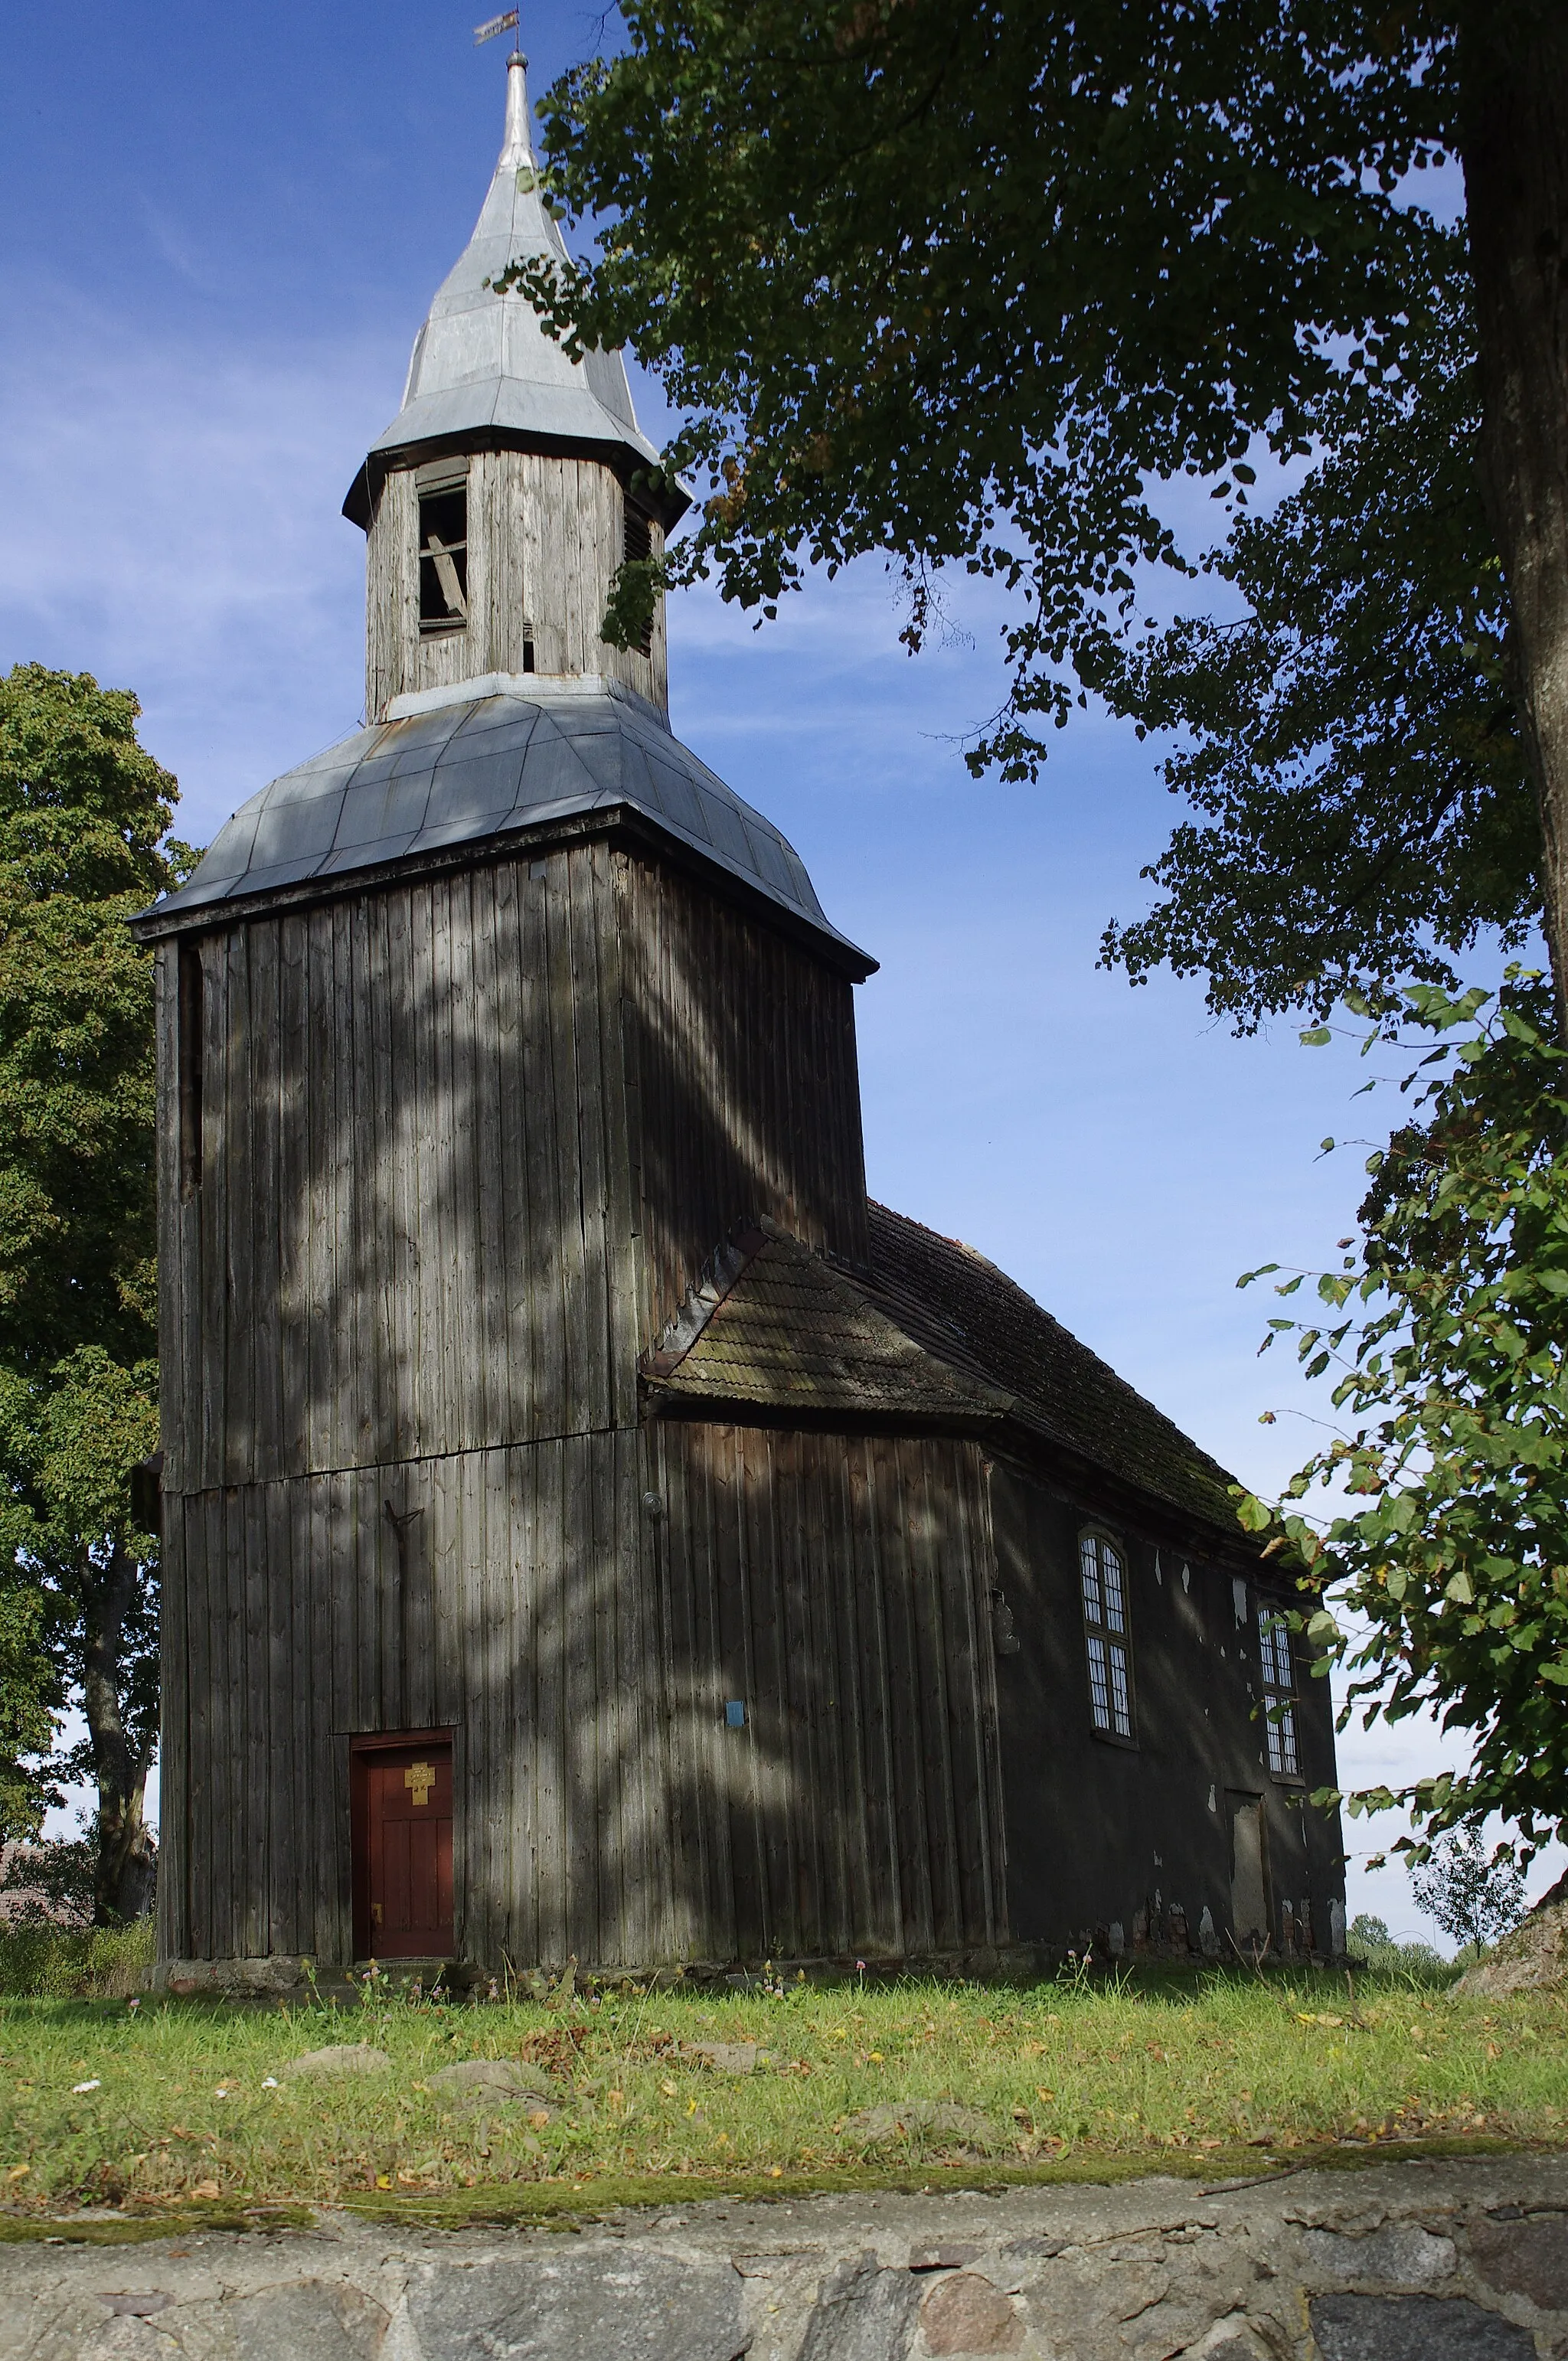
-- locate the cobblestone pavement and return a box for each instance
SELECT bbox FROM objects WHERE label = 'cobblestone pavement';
[0,2154,1563,2359]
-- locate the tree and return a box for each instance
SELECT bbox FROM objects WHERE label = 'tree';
[0,662,186,1920]
[0,1574,55,1847]
[1346,1912,1443,1971]
[1096,309,1539,1030]
[0,1351,162,1921]
[1239,975,1568,1866]
[514,0,1568,1029]
[1410,1828,1527,1953]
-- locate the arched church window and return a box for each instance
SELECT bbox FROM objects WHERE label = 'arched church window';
[1080,1530,1134,1740]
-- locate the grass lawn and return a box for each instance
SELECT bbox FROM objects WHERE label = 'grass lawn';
[1,1954,1564,2231]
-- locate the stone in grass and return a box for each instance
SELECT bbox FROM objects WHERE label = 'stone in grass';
[428,2058,557,2111]
[844,2100,994,2147]
[1309,2294,1534,2361]
[681,2041,770,2075]
[283,2043,392,2079]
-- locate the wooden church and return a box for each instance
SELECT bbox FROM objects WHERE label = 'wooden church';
[133,55,1345,1987]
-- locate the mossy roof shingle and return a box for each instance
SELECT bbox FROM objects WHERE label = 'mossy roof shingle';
[860,1203,1242,1530]
[645,1204,1244,1537]
[645,1221,1008,1422]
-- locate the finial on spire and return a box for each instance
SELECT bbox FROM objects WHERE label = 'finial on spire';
[500,44,532,165]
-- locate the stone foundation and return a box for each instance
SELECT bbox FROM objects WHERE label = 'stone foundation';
[2,2151,1564,2359]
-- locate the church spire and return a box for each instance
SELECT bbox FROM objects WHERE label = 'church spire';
[346,51,686,723]
[499,42,533,168]
[345,53,678,522]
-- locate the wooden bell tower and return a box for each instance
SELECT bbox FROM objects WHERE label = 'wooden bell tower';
[133,53,879,1984]
[341,50,677,722]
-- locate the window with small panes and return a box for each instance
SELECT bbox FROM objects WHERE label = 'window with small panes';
[1080,1530,1134,1740]
[1257,1601,1300,1775]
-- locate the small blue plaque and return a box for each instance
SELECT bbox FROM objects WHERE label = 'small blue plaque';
[724,1700,746,1728]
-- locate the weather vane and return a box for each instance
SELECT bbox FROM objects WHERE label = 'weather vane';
[473,8,520,47]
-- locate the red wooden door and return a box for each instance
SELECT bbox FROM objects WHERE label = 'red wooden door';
[353,1738,453,1958]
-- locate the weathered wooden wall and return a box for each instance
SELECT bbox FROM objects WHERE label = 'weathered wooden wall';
[157,1432,664,1970]
[155,1421,1005,1971]
[158,843,635,1493]
[157,843,867,1495]
[650,1422,1008,1966]
[364,450,667,723]
[155,836,886,1968]
[988,1463,1344,1958]
[621,855,871,1327]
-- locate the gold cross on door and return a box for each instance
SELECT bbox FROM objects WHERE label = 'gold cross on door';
[404,1761,436,1807]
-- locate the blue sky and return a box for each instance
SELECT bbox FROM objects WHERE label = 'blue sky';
[2,0,1553,1939]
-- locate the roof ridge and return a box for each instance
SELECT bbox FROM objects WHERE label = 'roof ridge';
[644,1223,766,1379]
[865,1199,1245,1524]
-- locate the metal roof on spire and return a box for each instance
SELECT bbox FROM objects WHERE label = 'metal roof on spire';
[343,52,684,528]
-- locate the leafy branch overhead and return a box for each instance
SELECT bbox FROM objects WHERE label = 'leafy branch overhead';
[1096,309,1537,1030]
[501,2,1568,1045]
[512,0,1453,742]
[1234,975,1568,1862]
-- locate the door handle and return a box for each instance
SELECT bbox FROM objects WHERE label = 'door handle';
[371,1902,382,1924]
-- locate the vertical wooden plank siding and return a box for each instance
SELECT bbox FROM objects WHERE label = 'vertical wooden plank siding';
[363,452,668,725]
[158,1421,1002,1968]
[158,845,864,1491]
[152,828,983,1974]
[621,856,870,1345]
[155,1500,189,1961]
[648,1425,1005,1966]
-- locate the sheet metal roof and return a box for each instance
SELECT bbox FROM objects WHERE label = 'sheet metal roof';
[133,678,872,969]
[345,54,675,521]
[645,1206,1246,1536]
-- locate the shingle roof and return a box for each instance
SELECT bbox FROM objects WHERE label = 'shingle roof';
[644,1205,1245,1536]
[646,1222,1008,1422]
[861,1203,1243,1531]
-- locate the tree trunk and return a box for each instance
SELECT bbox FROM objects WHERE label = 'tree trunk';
[1460,2,1568,1040]
[80,1538,155,1925]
